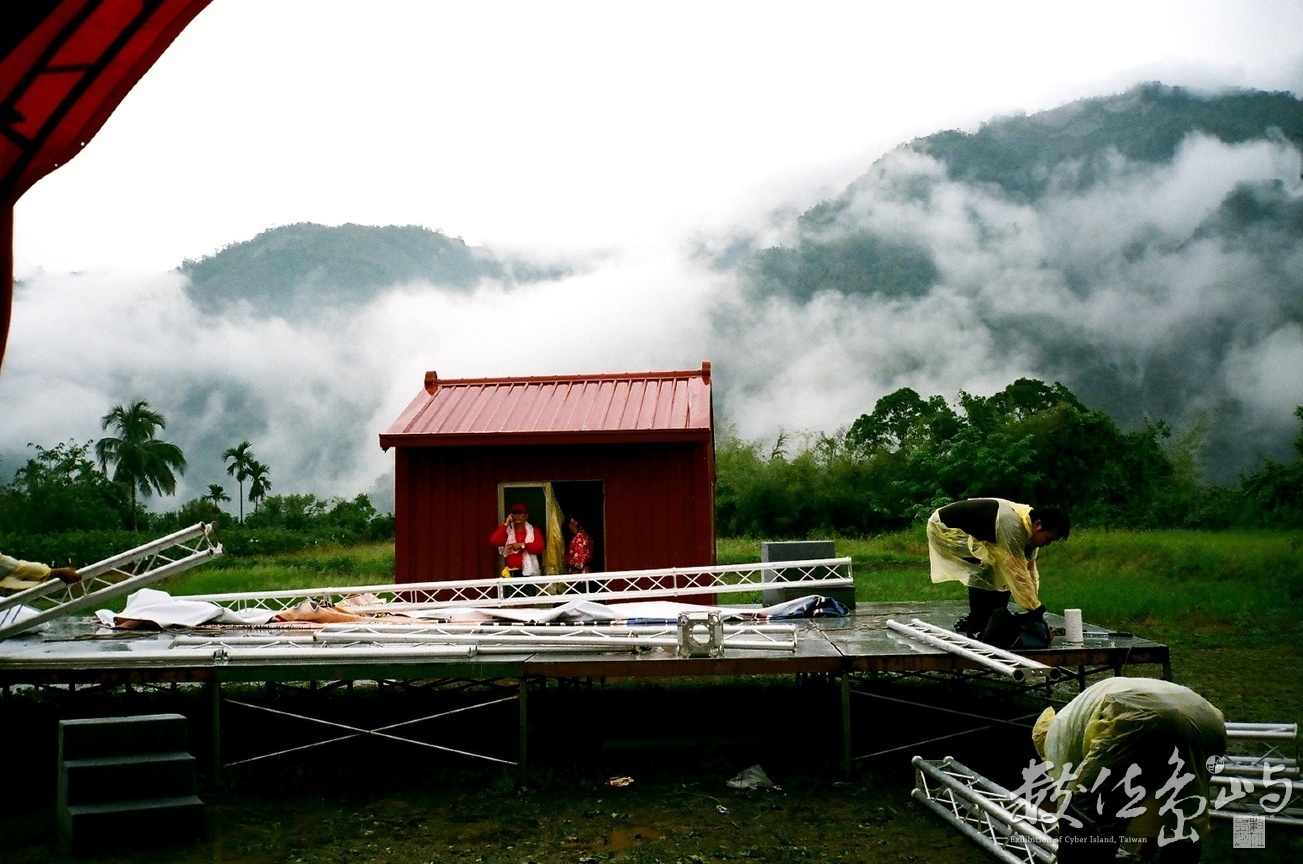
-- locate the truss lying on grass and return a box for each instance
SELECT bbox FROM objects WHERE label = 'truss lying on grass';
[1213,721,1302,827]
[915,722,1302,863]
[912,755,1058,864]
[181,556,854,615]
[887,618,1061,684]
[0,523,223,640]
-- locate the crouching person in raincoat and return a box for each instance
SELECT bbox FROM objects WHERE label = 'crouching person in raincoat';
[1031,677,1226,863]
[926,498,1068,647]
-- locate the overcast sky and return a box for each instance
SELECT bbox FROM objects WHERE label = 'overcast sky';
[13,0,1303,275]
[4,0,1303,511]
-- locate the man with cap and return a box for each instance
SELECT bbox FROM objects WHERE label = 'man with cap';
[1030,677,1226,863]
[489,502,545,579]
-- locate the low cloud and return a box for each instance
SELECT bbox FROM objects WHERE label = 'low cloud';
[3,131,1301,511]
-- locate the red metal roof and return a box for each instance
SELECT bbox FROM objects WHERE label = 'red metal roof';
[380,363,713,449]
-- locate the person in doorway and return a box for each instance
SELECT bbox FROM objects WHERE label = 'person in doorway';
[565,517,593,574]
[489,502,545,579]
[1031,677,1226,863]
[1,552,80,594]
[925,497,1069,647]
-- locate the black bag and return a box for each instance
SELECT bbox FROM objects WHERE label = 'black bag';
[981,607,1053,649]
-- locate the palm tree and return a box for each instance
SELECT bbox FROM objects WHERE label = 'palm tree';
[95,400,187,531]
[246,459,271,514]
[222,441,256,523]
[203,484,231,520]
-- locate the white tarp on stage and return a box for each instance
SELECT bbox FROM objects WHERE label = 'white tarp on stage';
[96,588,849,630]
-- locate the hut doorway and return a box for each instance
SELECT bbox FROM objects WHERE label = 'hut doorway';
[552,480,605,573]
[498,481,605,575]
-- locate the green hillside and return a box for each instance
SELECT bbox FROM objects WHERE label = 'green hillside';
[178,222,567,317]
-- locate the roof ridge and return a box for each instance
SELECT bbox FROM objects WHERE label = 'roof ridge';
[426,363,710,388]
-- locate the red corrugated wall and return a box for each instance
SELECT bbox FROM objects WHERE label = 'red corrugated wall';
[393,441,715,583]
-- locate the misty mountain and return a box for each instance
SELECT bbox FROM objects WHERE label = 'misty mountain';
[5,82,1301,515]
[178,222,569,317]
[922,83,1303,200]
[718,84,1303,483]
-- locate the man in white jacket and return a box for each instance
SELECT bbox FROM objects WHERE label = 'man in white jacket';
[926,498,1068,646]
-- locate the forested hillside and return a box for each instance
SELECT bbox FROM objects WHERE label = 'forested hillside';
[721,83,1303,484]
[178,222,569,317]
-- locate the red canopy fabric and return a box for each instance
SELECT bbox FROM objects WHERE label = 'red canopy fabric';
[0,0,211,368]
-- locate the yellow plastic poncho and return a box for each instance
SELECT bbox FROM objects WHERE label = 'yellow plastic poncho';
[0,553,52,593]
[926,499,1041,610]
[1037,677,1226,841]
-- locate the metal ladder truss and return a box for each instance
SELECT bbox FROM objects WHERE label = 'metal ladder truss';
[887,618,1060,684]
[167,621,801,656]
[0,523,223,640]
[1213,721,1302,827]
[181,556,853,615]
[912,756,1058,864]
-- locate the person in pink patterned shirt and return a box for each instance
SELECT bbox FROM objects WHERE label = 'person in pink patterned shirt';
[565,517,593,574]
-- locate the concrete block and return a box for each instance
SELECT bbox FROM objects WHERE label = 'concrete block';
[761,540,855,608]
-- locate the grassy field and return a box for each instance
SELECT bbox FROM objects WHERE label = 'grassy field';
[7,529,1302,863]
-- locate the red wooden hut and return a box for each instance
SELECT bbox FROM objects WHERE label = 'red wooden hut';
[379,363,716,584]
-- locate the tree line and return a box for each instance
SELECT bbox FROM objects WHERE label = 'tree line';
[3,381,1300,562]
[0,400,393,563]
[716,379,1303,537]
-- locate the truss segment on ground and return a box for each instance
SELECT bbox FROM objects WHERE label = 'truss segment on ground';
[912,755,1058,864]
[180,557,853,614]
[0,523,222,640]
[1213,721,1302,826]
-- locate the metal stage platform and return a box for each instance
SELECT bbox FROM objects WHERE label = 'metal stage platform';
[0,600,1169,779]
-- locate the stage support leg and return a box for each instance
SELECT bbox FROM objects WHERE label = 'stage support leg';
[208,679,222,785]
[518,677,529,785]
[840,673,852,778]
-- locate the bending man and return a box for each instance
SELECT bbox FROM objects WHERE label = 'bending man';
[1032,677,1226,862]
[926,497,1068,646]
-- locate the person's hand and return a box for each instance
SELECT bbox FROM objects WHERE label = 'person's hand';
[48,568,81,584]
[1014,605,1046,628]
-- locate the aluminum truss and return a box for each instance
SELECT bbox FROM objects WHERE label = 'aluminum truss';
[165,620,801,657]
[179,556,853,615]
[0,523,223,639]
[1212,721,1302,827]
[887,618,1061,684]
[912,756,1058,864]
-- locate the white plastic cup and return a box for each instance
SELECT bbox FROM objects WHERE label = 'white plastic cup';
[1064,608,1084,643]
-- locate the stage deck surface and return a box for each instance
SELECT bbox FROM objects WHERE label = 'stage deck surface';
[0,600,1169,687]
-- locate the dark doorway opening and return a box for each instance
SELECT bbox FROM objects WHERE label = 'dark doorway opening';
[552,480,604,572]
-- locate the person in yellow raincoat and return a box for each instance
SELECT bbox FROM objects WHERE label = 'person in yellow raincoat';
[1031,677,1226,863]
[926,498,1068,645]
[0,552,80,593]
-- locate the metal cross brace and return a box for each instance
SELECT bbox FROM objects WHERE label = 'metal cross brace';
[221,691,519,768]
